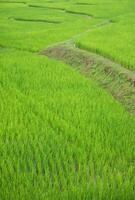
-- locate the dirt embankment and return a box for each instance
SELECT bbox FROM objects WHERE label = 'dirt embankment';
[41,43,135,113]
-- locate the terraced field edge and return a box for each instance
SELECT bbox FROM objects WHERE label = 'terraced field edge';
[41,43,135,113]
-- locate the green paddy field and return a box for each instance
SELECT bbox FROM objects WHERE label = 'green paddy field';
[0,0,135,199]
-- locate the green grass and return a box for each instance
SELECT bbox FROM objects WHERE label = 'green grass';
[0,0,135,199]
[1,49,135,200]
[76,13,135,70]
[73,1,135,70]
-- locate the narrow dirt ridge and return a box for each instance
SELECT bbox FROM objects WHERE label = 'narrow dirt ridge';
[28,4,65,11]
[44,19,113,50]
[0,1,26,3]
[13,17,61,24]
[41,43,135,113]
[66,10,93,17]
[75,2,96,6]
[28,4,93,18]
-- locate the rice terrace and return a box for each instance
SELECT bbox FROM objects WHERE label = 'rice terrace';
[0,0,135,199]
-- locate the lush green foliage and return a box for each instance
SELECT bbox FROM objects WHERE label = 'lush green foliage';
[0,0,135,199]
[74,1,135,70]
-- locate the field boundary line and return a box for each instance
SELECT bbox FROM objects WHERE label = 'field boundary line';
[41,43,135,114]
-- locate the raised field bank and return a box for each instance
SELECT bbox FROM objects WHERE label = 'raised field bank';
[0,0,135,199]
